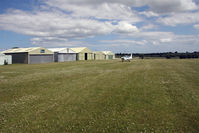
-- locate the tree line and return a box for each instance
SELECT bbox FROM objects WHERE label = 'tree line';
[115,51,199,59]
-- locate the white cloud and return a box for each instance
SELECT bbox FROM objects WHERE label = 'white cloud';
[140,32,173,45]
[101,39,147,46]
[116,31,176,45]
[193,24,199,30]
[31,37,85,47]
[0,9,140,46]
[141,24,157,30]
[45,1,142,23]
[114,21,139,33]
[140,11,159,17]
[132,31,174,40]
[160,38,172,43]
[158,12,199,26]
[102,31,175,46]
[0,9,116,45]
[0,10,141,43]
[145,0,198,13]
[45,0,198,14]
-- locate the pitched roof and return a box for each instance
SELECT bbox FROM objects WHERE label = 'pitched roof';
[2,47,41,53]
[101,51,114,55]
[48,48,76,53]
[70,47,92,53]
[93,51,105,54]
[2,47,54,55]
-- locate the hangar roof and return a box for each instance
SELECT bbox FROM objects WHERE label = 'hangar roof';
[48,48,76,53]
[2,47,53,55]
[93,51,105,54]
[71,47,92,53]
[101,51,114,55]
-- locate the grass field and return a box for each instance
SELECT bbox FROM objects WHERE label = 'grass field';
[0,59,199,132]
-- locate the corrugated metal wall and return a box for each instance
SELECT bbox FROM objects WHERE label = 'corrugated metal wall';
[108,55,113,59]
[104,55,114,60]
[0,56,4,65]
[54,52,59,62]
[29,54,53,64]
[58,53,76,62]
[0,55,12,65]
[94,54,105,60]
[4,55,12,65]
[77,53,84,60]
[77,53,94,60]
[88,53,94,60]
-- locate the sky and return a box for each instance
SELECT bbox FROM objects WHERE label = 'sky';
[0,0,199,53]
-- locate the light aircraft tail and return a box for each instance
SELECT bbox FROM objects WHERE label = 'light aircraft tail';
[130,54,133,59]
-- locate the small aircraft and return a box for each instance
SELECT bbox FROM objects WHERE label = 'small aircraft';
[121,54,133,62]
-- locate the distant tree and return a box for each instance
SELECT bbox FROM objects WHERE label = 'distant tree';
[179,55,186,59]
[12,47,19,49]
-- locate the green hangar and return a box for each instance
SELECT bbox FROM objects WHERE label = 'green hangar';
[71,47,94,60]
[102,51,115,60]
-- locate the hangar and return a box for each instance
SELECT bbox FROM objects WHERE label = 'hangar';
[2,47,54,64]
[102,51,115,60]
[93,51,105,60]
[71,47,94,60]
[48,48,76,62]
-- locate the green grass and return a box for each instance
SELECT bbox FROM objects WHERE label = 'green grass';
[0,59,199,133]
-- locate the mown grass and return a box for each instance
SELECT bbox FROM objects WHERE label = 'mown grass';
[0,59,199,133]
